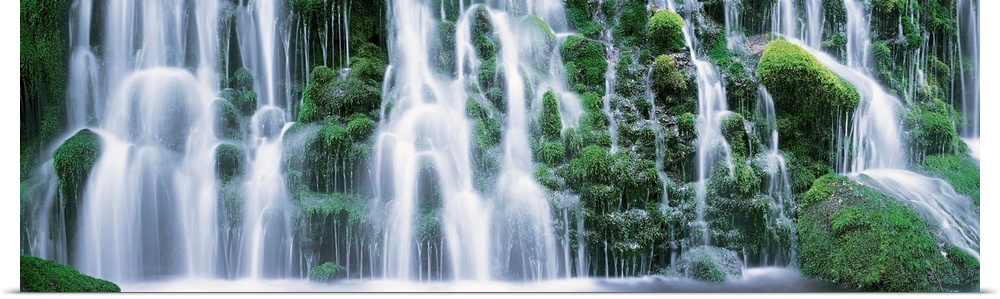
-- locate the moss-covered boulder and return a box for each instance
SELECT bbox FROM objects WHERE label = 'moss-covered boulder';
[798,174,979,291]
[561,34,608,95]
[519,15,557,73]
[20,254,120,292]
[756,39,859,164]
[53,128,102,263]
[651,54,687,98]
[215,143,245,184]
[539,90,563,141]
[213,99,242,140]
[648,10,685,54]
[564,0,602,37]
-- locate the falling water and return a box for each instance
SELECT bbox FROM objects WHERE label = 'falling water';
[775,0,979,261]
[956,0,979,156]
[724,0,744,50]
[755,86,796,267]
[667,0,735,246]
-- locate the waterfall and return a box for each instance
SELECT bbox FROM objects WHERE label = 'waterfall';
[667,0,735,247]
[956,0,979,158]
[755,87,796,267]
[774,0,979,261]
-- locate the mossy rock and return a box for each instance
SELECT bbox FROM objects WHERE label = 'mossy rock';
[539,90,563,141]
[20,254,120,292]
[648,10,685,54]
[798,174,979,291]
[213,99,242,140]
[610,0,650,47]
[215,143,245,184]
[905,99,962,156]
[519,15,557,73]
[54,129,102,195]
[537,141,566,167]
[756,39,859,164]
[652,54,687,98]
[561,34,607,95]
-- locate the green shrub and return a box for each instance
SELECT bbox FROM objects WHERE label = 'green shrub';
[648,10,685,54]
[565,0,602,37]
[20,254,120,292]
[538,141,566,167]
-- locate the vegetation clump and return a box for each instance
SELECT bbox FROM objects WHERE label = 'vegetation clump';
[652,54,687,97]
[307,262,342,282]
[21,254,120,292]
[648,10,685,54]
[561,34,608,95]
[798,174,979,291]
[757,39,859,164]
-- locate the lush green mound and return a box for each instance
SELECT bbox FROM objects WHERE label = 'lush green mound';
[21,255,120,292]
[652,54,687,97]
[757,39,859,164]
[648,10,685,54]
[798,174,979,291]
[561,34,608,94]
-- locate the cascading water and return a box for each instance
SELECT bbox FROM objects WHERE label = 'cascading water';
[667,0,735,247]
[956,0,979,158]
[376,0,576,281]
[774,0,979,261]
[754,87,796,267]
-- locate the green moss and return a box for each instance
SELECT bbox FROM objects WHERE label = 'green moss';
[919,154,980,207]
[213,99,242,140]
[215,143,245,184]
[433,20,457,77]
[20,254,120,292]
[472,5,499,59]
[466,97,502,149]
[651,54,687,97]
[721,113,750,158]
[308,262,342,282]
[798,174,979,291]
[610,0,649,47]
[648,10,685,54]
[905,99,961,156]
[538,141,566,167]
[533,164,561,190]
[757,39,859,164]
[567,145,611,187]
[540,90,563,141]
[54,129,101,195]
[561,34,608,95]
[565,0,602,37]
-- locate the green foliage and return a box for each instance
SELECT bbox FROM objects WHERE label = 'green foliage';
[20,255,120,292]
[567,145,611,187]
[53,129,102,195]
[651,54,687,97]
[757,39,859,164]
[798,174,979,291]
[565,0,602,37]
[610,0,650,47]
[561,34,608,94]
[720,113,750,158]
[308,262,342,282]
[540,91,563,141]
[919,154,980,207]
[648,10,685,54]
[215,143,245,184]
[905,99,962,156]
